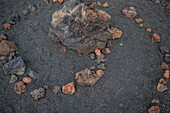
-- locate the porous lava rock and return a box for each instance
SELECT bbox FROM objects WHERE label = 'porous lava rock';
[49,0,122,54]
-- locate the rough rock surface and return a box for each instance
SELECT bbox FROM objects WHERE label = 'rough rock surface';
[3,57,25,75]
[30,88,45,100]
[14,81,26,94]
[49,0,122,54]
[75,68,103,86]
[53,86,61,95]
[9,74,18,83]
[62,82,75,94]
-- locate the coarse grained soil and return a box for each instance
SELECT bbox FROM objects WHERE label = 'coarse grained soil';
[0,0,170,113]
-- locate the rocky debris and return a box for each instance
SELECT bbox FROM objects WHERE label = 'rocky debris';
[135,18,143,23]
[157,79,168,92]
[9,74,18,83]
[0,34,7,41]
[146,28,152,32]
[28,70,37,79]
[164,54,170,63]
[166,4,170,9]
[22,10,29,15]
[95,49,101,56]
[163,70,169,79]
[106,40,112,48]
[97,63,105,70]
[49,0,122,54]
[122,7,137,19]
[97,1,101,6]
[103,2,109,8]
[109,27,123,39]
[0,40,17,56]
[151,99,160,104]
[96,54,105,64]
[0,56,6,60]
[148,106,160,113]
[44,0,50,4]
[3,57,25,75]
[96,70,104,76]
[104,48,111,54]
[152,33,160,43]
[23,77,32,84]
[61,46,66,52]
[28,4,37,12]
[160,46,169,54]
[53,0,63,4]
[53,86,61,94]
[14,81,26,94]
[4,23,12,30]
[75,68,103,86]
[62,82,75,94]
[89,53,95,60]
[30,88,45,100]
[139,23,144,28]
[161,62,168,70]
[90,66,95,70]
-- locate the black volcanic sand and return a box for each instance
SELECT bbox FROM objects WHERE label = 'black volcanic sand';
[0,0,170,113]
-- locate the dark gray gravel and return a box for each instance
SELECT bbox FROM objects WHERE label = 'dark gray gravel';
[0,0,170,113]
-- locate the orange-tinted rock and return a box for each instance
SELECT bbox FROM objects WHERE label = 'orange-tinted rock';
[23,77,32,83]
[30,88,45,100]
[0,34,7,41]
[163,70,169,79]
[122,7,137,18]
[14,81,26,94]
[135,18,143,23]
[53,86,61,95]
[97,1,101,6]
[148,106,160,113]
[146,28,152,33]
[105,48,111,54]
[96,10,111,22]
[90,66,95,70]
[166,4,170,10]
[152,33,160,42]
[103,2,109,8]
[53,0,63,4]
[161,62,168,70]
[61,46,66,52]
[4,23,12,30]
[96,70,104,76]
[62,82,75,94]
[95,49,101,56]
[157,83,167,92]
[0,40,18,56]
[109,28,123,39]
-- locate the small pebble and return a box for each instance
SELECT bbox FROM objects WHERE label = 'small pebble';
[53,86,61,94]
[0,34,7,41]
[139,23,144,28]
[163,70,169,79]
[151,99,160,104]
[103,2,109,8]
[152,33,160,43]
[4,23,12,29]
[164,54,170,63]
[106,41,112,48]
[160,46,169,54]
[23,77,32,84]
[135,18,143,24]
[9,74,18,83]
[90,66,95,70]
[96,70,104,76]
[95,49,101,56]
[97,1,101,6]
[97,63,105,70]
[161,62,168,70]
[22,10,29,15]
[89,53,95,60]
[146,28,152,33]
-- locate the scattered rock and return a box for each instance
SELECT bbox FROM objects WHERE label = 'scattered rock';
[151,99,160,104]
[155,0,160,3]
[96,54,105,64]
[90,66,95,70]
[152,33,160,43]
[166,4,170,9]
[161,62,168,70]
[75,68,102,86]
[96,70,104,76]
[135,18,143,23]
[9,74,18,83]
[139,23,144,28]
[0,40,17,56]
[0,56,6,60]
[109,27,123,39]
[14,81,26,94]
[53,0,63,4]
[22,10,29,15]
[4,23,12,30]
[0,34,7,41]
[106,40,112,48]
[158,78,166,84]
[146,28,152,33]
[30,88,45,100]
[105,48,111,54]
[97,63,105,70]
[3,57,25,75]
[163,70,169,79]
[53,86,61,94]
[89,53,95,60]
[28,4,37,12]
[23,77,32,84]
[28,70,37,79]
[160,46,169,54]
[95,49,101,56]
[44,0,49,4]
[62,82,75,94]
[49,1,121,54]
[157,83,167,92]
[103,2,109,8]
[148,106,160,113]
[61,46,66,52]
[122,7,137,19]
[164,54,170,63]
[97,1,101,6]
